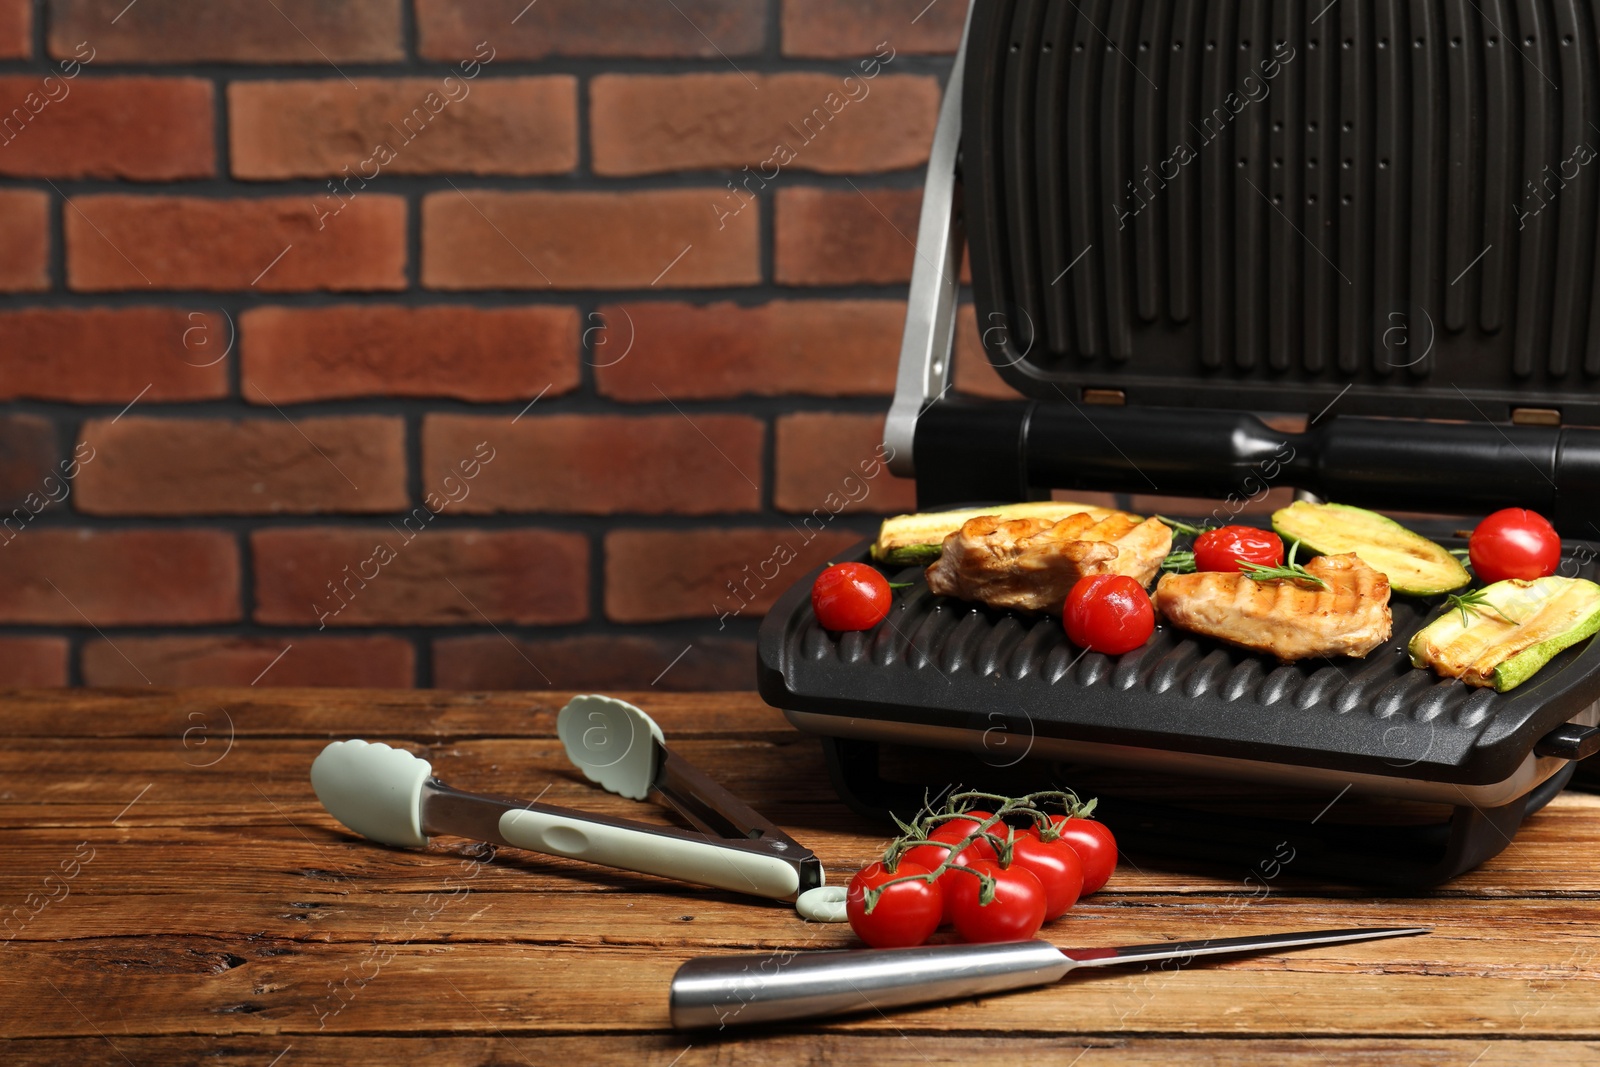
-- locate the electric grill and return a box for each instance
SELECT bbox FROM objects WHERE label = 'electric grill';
[759,0,1600,886]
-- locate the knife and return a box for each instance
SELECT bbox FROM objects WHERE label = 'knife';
[670,925,1429,1028]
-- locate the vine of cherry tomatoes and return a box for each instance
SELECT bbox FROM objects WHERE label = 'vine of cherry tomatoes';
[845,790,1118,948]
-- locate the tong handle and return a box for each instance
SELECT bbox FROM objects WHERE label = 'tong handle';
[498,809,801,901]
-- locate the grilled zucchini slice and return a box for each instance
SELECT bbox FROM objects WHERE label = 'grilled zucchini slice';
[1408,576,1600,691]
[1271,501,1469,595]
[871,501,1135,566]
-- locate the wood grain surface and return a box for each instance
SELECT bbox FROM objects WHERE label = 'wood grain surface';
[1,688,1598,1066]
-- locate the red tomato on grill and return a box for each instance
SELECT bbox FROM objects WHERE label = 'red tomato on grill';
[811,563,893,631]
[1468,508,1562,584]
[1193,525,1285,573]
[1064,574,1155,655]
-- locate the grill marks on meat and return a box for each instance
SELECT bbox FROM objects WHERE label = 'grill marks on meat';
[1154,553,1393,661]
[924,512,1172,614]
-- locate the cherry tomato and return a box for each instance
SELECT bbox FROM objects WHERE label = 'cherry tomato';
[1064,574,1155,655]
[845,860,944,948]
[1469,508,1562,584]
[929,810,1002,862]
[1032,816,1118,895]
[1194,525,1284,573]
[901,812,1003,924]
[811,563,893,631]
[902,813,999,872]
[943,860,1047,943]
[1006,834,1084,920]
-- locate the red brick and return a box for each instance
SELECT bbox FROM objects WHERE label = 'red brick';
[433,634,755,691]
[596,300,903,401]
[0,414,59,510]
[1050,489,1123,510]
[0,308,230,402]
[241,305,580,403]
[422,189,758,291]
[48,0,403,63]
[775,413,914,515]
[80,635,415,687]
[0,190,48,291]
[0,0,28,58]
[66,195,406,292]
[953,304,1025,399]
[0,529,239,625]
[605,527,863,623]
[416,0,764,60]
[591,73,940,177]
[75,416,408,516]
[229,77,577,179]
[253,528,588,627]
[423,414,762,516]
[776,186,919,286]
[1130,489,1296,523]
[0,77,213,180]
[0,637,68,687]
[775,187,972,287]
[782,1,966,57]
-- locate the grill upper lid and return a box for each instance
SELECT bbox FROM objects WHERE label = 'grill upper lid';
[963,0,1600,424]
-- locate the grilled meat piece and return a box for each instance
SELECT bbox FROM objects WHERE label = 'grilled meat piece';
[924,512,1173,614]
[1154,553,1392,661]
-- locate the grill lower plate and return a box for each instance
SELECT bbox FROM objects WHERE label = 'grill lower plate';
[758,522,1600,788]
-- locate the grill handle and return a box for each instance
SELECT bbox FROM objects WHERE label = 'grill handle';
[1535,723,1600,762]
[912,398,1600,529]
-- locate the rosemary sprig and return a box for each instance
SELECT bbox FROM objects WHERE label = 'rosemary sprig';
[1238,539,1327,589]
[1444,587,1518,626]
[1155,515,1213,538]
[1161,550,1197,573]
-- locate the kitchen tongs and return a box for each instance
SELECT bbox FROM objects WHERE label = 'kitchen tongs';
[309,694,824,902]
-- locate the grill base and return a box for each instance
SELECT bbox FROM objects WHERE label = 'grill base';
[784,704,1594,809]
[816,733,1576,888]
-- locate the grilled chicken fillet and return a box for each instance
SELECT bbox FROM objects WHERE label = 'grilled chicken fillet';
[1155,552,1392,661]
[924,512,1172,614]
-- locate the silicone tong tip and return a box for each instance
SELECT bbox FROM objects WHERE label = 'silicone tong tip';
[310,738,431,848]
[557,694,666,801]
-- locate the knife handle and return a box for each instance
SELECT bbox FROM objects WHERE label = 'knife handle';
[669,940,1069,1029]
[498,808,801,901]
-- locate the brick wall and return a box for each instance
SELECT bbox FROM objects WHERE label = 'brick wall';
[0,0,1026,690]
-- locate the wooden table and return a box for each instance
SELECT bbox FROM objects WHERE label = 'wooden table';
[3,688,1600,1065]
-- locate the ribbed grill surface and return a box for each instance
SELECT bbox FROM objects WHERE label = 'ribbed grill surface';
[762,531,1600,780]
[965,0,1600,412]
[800,568,1502,725]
